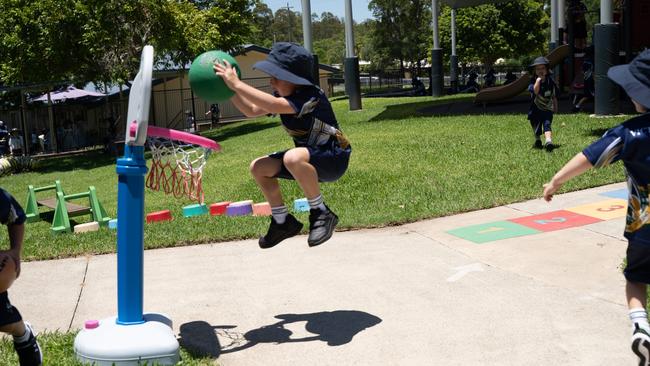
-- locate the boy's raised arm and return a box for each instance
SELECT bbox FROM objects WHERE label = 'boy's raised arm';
[543,153,593,201]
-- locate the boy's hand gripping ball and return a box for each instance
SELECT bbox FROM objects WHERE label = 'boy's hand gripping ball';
[189,50,241,103]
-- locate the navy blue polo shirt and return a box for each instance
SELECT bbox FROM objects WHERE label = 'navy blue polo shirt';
[582,112,650,244]
[0,189,25,226]
[279,87,340,147]
[528,76,559,112]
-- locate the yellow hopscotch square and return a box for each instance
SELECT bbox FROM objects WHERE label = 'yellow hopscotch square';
[565,199,628,220]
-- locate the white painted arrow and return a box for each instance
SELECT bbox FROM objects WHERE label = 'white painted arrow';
[446,263,484,282]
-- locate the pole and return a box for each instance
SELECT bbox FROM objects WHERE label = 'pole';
[116,144,147,324]
[301,0,319,86]
[20,89,29,155]
[47,89,57,153]
[450,9,459,93]
[550,0,558,51]
[594,0,619,115]
[344,0,361,110]
[431,0,443,97]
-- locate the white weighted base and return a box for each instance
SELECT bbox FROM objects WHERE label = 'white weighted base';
[74,313,180,365]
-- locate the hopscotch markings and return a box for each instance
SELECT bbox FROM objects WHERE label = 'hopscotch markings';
[565,199,628,220]
[477,227,505,234]
[599,188,628,200]
[447,263,484,282]
[447,221,540,244]
[509,210,603,232]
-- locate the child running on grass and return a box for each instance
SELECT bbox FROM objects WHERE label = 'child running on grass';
[0,188,42,365]
[213,42,351,248]
[542,50,650,364]
[528,57,559,151]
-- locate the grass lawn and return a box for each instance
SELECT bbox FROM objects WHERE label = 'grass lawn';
[0,95,628,261]
[0,331,216,365]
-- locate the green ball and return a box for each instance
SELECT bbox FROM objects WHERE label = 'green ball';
[189,50,241,103]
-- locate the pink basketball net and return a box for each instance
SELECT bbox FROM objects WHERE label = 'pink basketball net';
[130,123,220,203]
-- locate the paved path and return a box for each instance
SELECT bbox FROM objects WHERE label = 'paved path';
[11,182,634,365]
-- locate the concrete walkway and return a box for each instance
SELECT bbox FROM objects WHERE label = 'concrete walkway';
[11,182,634,365]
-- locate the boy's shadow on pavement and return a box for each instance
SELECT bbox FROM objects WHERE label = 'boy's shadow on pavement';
[178,310,382,359]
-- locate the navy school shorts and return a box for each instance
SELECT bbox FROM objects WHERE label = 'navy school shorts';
[528,106,553,135]
[0,292,23,327]
[269,143,351,183]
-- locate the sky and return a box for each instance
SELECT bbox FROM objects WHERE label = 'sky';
[262,0,374,21]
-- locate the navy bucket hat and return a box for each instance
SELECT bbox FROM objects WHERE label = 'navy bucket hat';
[608,49,650,109]
[530,56,550,67]
[253,42,314,86]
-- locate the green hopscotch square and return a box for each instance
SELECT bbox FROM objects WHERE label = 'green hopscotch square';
[447,221,541,244]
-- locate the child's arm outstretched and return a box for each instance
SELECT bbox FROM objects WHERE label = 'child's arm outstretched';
[214,60,295,117]
[543,153,593,201]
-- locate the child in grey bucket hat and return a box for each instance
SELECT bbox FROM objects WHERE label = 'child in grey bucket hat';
[542,50,650,364]
[213,42,351,249]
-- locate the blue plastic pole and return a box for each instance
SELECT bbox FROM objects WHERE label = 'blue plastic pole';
[115,144,147,325]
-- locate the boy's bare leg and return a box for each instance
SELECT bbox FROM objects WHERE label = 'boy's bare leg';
[282,148,321,199]
[0,320,26,337]
[250,156,284,207]
[627,281,648,310]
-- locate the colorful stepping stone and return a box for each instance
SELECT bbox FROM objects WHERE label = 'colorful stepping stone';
[293,198,310,212]
[599,188,628,200]
[146,209,173,223]
[226,200,253,216]
[183,203,209,218]
[565,199,628,220]
[508,210,602,232]
[74,221,100,234]
[447,221,540,244]
[209,201,231,216]
[108,219,118,230]
[253,202,272,216]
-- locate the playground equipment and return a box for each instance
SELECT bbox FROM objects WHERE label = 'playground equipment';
[146,210,173,224]
[252,202,272,216]
[225,200,253,216]
[189,50,241,103]
[24,181,110,234]
[182,203,208,218]
[474,45,570,105]
[74,221,100,234]
[209,201,231,216]
[143,124,220,204]
[73,45,222,365]
[294,198,310,212]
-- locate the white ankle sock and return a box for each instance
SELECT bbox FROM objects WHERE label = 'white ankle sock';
[308,194,327,211]
[630,308,650,331]
[13,326,31,343]
[271,205,288,224]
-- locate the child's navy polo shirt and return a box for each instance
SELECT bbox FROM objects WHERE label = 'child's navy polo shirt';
[0,189,25,226]
[279,87,340,147]
[583,113,650,244]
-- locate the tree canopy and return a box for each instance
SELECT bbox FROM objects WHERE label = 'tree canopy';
[0,0,255,87]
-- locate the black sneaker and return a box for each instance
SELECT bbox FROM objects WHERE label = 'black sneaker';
[571,105,581,113]
[544,141,554,152]
[259,214,303,249]
[13,322,42,366]
[633,324,650,366]
[532,140,543,149]
[308,206,339,247]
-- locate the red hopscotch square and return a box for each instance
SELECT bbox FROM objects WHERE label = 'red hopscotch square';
[508,210,603,232]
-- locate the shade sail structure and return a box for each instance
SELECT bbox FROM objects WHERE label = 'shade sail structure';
[442,0,513,8]
[31,86,106,103]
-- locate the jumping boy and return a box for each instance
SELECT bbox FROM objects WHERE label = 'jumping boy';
[213,42,351,248]
[0,188,42,365]
[528,57,559,151]
[542,50,650,364]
